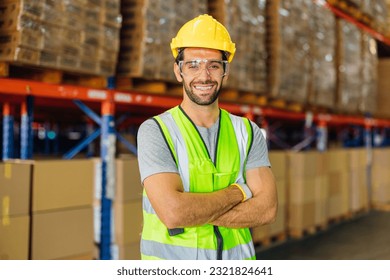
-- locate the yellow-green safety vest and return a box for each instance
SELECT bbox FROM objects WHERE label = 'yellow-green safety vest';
[141,106,255,260]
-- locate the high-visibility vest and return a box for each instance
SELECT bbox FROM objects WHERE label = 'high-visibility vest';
[141,106,255,260]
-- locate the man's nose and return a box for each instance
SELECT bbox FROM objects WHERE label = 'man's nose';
[197,64,211,78]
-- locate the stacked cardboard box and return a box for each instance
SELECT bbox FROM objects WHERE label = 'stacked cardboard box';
[360,0,388,36]
[335,19,362,114]
[31,159,95,260]
[0,0,121,76]
[0,162,31,260]
[251,151,287,244]
[376,59,390,119]
[371,148,390,207]
[359,33,378,114]
[209,0,267,94]
[117,0,207,81]
[287,151,329,236]
[308,2,337,109]
[268,0,312,103]
[94,155,143,260]
[326,149,350,220]
[348,148,369,212]
[0,159,95,260]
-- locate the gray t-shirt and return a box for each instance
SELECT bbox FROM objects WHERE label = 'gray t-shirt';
[137,112,270,183]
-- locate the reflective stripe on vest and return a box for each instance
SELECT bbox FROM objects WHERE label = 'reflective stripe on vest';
[141,106,255,260]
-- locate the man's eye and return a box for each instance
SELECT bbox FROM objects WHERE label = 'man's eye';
[187,62,199,69]
[209,62,222,69]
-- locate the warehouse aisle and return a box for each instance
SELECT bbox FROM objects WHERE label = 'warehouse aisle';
[256,210,390,260]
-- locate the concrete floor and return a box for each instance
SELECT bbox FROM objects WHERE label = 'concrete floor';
[256,210,390,260]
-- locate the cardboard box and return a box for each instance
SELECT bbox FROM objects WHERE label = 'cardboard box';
[327,170,350,218]
[0,161,31,217]
[269,151,287,180]
[116,156,143,202]
[114,200,143,245]
[0,214,29,260]
[31,207,93,260]
[288,151,327,178]
[32,159,94,212]
[115,242,141,260]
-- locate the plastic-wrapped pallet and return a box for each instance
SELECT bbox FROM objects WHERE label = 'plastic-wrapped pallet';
[335,19,362,114]
[209,0,268,94]
[359,33,378,114]
[361,0,388,36]
[268,0,312,104]
[0,0,121,77]
[117,0,207,82]
[307,2,337,109]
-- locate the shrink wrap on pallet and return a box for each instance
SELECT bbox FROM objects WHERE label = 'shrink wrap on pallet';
[117,0,207,81]
[209,0,268,94]
[0,0,121,76]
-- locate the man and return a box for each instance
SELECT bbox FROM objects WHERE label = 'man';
[137,14,277,260]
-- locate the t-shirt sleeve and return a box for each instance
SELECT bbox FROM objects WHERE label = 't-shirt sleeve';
[137,118,179,183]
[245,120,271,170]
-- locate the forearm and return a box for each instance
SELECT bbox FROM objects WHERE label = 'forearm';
[210,198,277,228]
[162,185,244,228]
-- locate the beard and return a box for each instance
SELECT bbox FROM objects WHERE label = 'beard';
[183,79,223,106]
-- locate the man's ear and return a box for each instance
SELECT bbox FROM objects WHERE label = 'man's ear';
[174,63,183,82]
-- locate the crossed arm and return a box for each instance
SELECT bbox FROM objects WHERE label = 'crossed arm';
[143,166,278,229]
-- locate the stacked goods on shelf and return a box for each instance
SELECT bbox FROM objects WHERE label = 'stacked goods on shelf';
[335,19,362,114]
[360,0,388,36]
[359,33,378,114]
[0,0,121,76]
[308,2,337,109]
[376,59,390,118]
[287,151,329,238]
[0,161,31,260]
[348,148,369,213]
[251,151,287,246]
[209,0,267,96]
[386,0,390,36]
[267,0,312,104]
[117,0,207,82]
[30,159,95,259]
[371,148,390,209]
[93,156,143,260]
[325,149,350,220]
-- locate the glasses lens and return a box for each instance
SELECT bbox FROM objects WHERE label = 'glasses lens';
[180,60,228,77]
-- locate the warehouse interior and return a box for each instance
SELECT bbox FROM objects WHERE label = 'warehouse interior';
[1,0,390,261]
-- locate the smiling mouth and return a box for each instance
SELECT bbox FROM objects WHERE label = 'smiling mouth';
[194,85,214,91]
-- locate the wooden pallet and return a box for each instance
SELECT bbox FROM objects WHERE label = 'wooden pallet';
[266,97,305,113]
[116,76,182,95]
[327,212,352,226]
[253,232,287,249]
[289,223,328,239]
[0,62,108,88]
[372,203,390,212]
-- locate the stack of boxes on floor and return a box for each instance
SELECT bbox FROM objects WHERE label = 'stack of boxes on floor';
[326,150,350,221]
[251,151,287,245]
[0,0,121,76]
[348,148,369,212]
[93,155,143,260]
[0,159,95,260]
[287,151,329,237]
[0,162,31,260]
[371,148,390,208]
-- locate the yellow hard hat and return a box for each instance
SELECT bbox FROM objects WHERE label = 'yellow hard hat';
[170,14,236,62]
